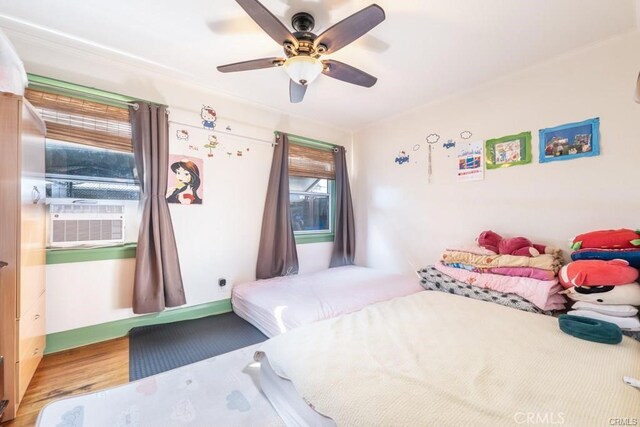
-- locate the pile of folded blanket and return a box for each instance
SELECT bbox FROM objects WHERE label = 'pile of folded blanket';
[562,229,640,339]
[419,230,567,314]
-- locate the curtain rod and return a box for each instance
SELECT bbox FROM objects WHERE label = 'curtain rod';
[168,120,276,146]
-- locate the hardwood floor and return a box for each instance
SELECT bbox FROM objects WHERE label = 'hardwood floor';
[3,338,129,427]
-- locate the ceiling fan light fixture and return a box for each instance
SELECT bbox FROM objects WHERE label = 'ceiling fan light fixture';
[283,56,323,86]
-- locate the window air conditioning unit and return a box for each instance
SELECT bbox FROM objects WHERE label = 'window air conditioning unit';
[49,204,125,247]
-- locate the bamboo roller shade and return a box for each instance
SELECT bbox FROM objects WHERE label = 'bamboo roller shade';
[25,88,132,152]
[288,143,335,180]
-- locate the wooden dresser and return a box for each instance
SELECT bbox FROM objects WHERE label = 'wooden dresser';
[0,93,47,422]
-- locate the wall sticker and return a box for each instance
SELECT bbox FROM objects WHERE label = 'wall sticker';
[176,129,189,141]
[204,135,219,158]
[394,151,410,165]
[201,105,217,130]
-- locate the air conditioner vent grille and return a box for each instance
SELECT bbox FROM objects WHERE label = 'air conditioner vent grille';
[49,204,125,247]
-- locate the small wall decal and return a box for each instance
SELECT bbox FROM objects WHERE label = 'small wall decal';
[395,151,410,165]
[460,131,473,140]
[236,150,243,157]
[413,144,421,151]
[204,135,219,158]
[188,145,199,151]
[201,105,217,130]
[226,152,233,158]
[176,129,189,141]
[226,125,232,131]
[443,139,456,149]
[426,133,440,144]
[425,133,441,183]
[167,155,204,205]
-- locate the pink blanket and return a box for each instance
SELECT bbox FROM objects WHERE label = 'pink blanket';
[488,267,556,281]
[435,263,566,311]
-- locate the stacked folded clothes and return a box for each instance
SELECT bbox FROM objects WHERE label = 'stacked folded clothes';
[562,231,640,340]
[419,230,567,313]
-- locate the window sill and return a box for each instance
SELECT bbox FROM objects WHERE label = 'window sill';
[46,243,137,265]
[294,233,334,245]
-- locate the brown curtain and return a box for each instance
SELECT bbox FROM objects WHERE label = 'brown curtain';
[330,146,356,267]
[130,103,185,313]
[256,133,299,279]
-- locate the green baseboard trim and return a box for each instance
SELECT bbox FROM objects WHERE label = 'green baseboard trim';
[46,243,137,264]
[44,298,232,354]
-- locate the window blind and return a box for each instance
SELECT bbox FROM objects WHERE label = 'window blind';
[288,143,335,179]
[25,89,132,153]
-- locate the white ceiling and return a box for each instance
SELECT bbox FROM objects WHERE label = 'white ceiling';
[0,0,638,131]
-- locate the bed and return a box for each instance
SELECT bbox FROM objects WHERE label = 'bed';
[232,265,423,337]
[256,291,640,426]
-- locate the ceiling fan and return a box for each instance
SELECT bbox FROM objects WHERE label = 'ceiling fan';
[217,0,385,103]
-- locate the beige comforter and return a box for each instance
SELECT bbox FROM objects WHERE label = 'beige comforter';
[441,249,563,272]
[257,292,640,426]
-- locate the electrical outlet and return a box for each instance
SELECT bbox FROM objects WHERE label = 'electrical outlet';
[218,278,226,287]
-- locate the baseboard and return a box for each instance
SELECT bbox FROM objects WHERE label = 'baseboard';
[44,299,233,354]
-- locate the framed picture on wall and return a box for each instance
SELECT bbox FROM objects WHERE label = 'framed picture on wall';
[539,118,600,163]
[485,131,532,169]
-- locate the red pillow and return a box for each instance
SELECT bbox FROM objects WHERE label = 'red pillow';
[559,259,639,289]
[572,229,640,250]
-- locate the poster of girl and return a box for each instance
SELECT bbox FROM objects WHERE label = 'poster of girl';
[166,155,204,205]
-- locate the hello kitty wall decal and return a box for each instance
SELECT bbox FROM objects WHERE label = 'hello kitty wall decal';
[176,129,189,141]
[201,105,217,130]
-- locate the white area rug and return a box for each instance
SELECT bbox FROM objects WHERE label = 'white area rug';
[37,344,283,427]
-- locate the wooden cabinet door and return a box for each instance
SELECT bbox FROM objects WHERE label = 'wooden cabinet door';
[0,94,20,422]
[18,100,46,317]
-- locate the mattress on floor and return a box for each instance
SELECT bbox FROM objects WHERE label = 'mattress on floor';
[232,265,423,337]
[37,344,284,427]
[256,291,640,426]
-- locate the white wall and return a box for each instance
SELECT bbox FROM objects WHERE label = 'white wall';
[353,32,640,275]
[4,32,352,333]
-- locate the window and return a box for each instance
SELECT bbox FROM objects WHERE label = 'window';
[25,87,140,248]
[45,139,139,200]
[287,140,336,243]
[290,177,332,233]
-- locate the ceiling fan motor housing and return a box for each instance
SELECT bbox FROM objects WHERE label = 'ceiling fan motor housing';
[292,12,315,32]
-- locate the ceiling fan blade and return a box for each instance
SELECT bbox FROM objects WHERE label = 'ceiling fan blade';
[322,60,377,88]
[314,4,385,54]
[235,0,298,47]
[289,80,307,103]
[217,57,284,73]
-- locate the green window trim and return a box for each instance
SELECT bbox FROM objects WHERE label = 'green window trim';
[275,131,337,151]
[46,243,137,264]
[27,73,160,109]
[280,132,338,245]
[293,176,336,245]
[295,233,335,244]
